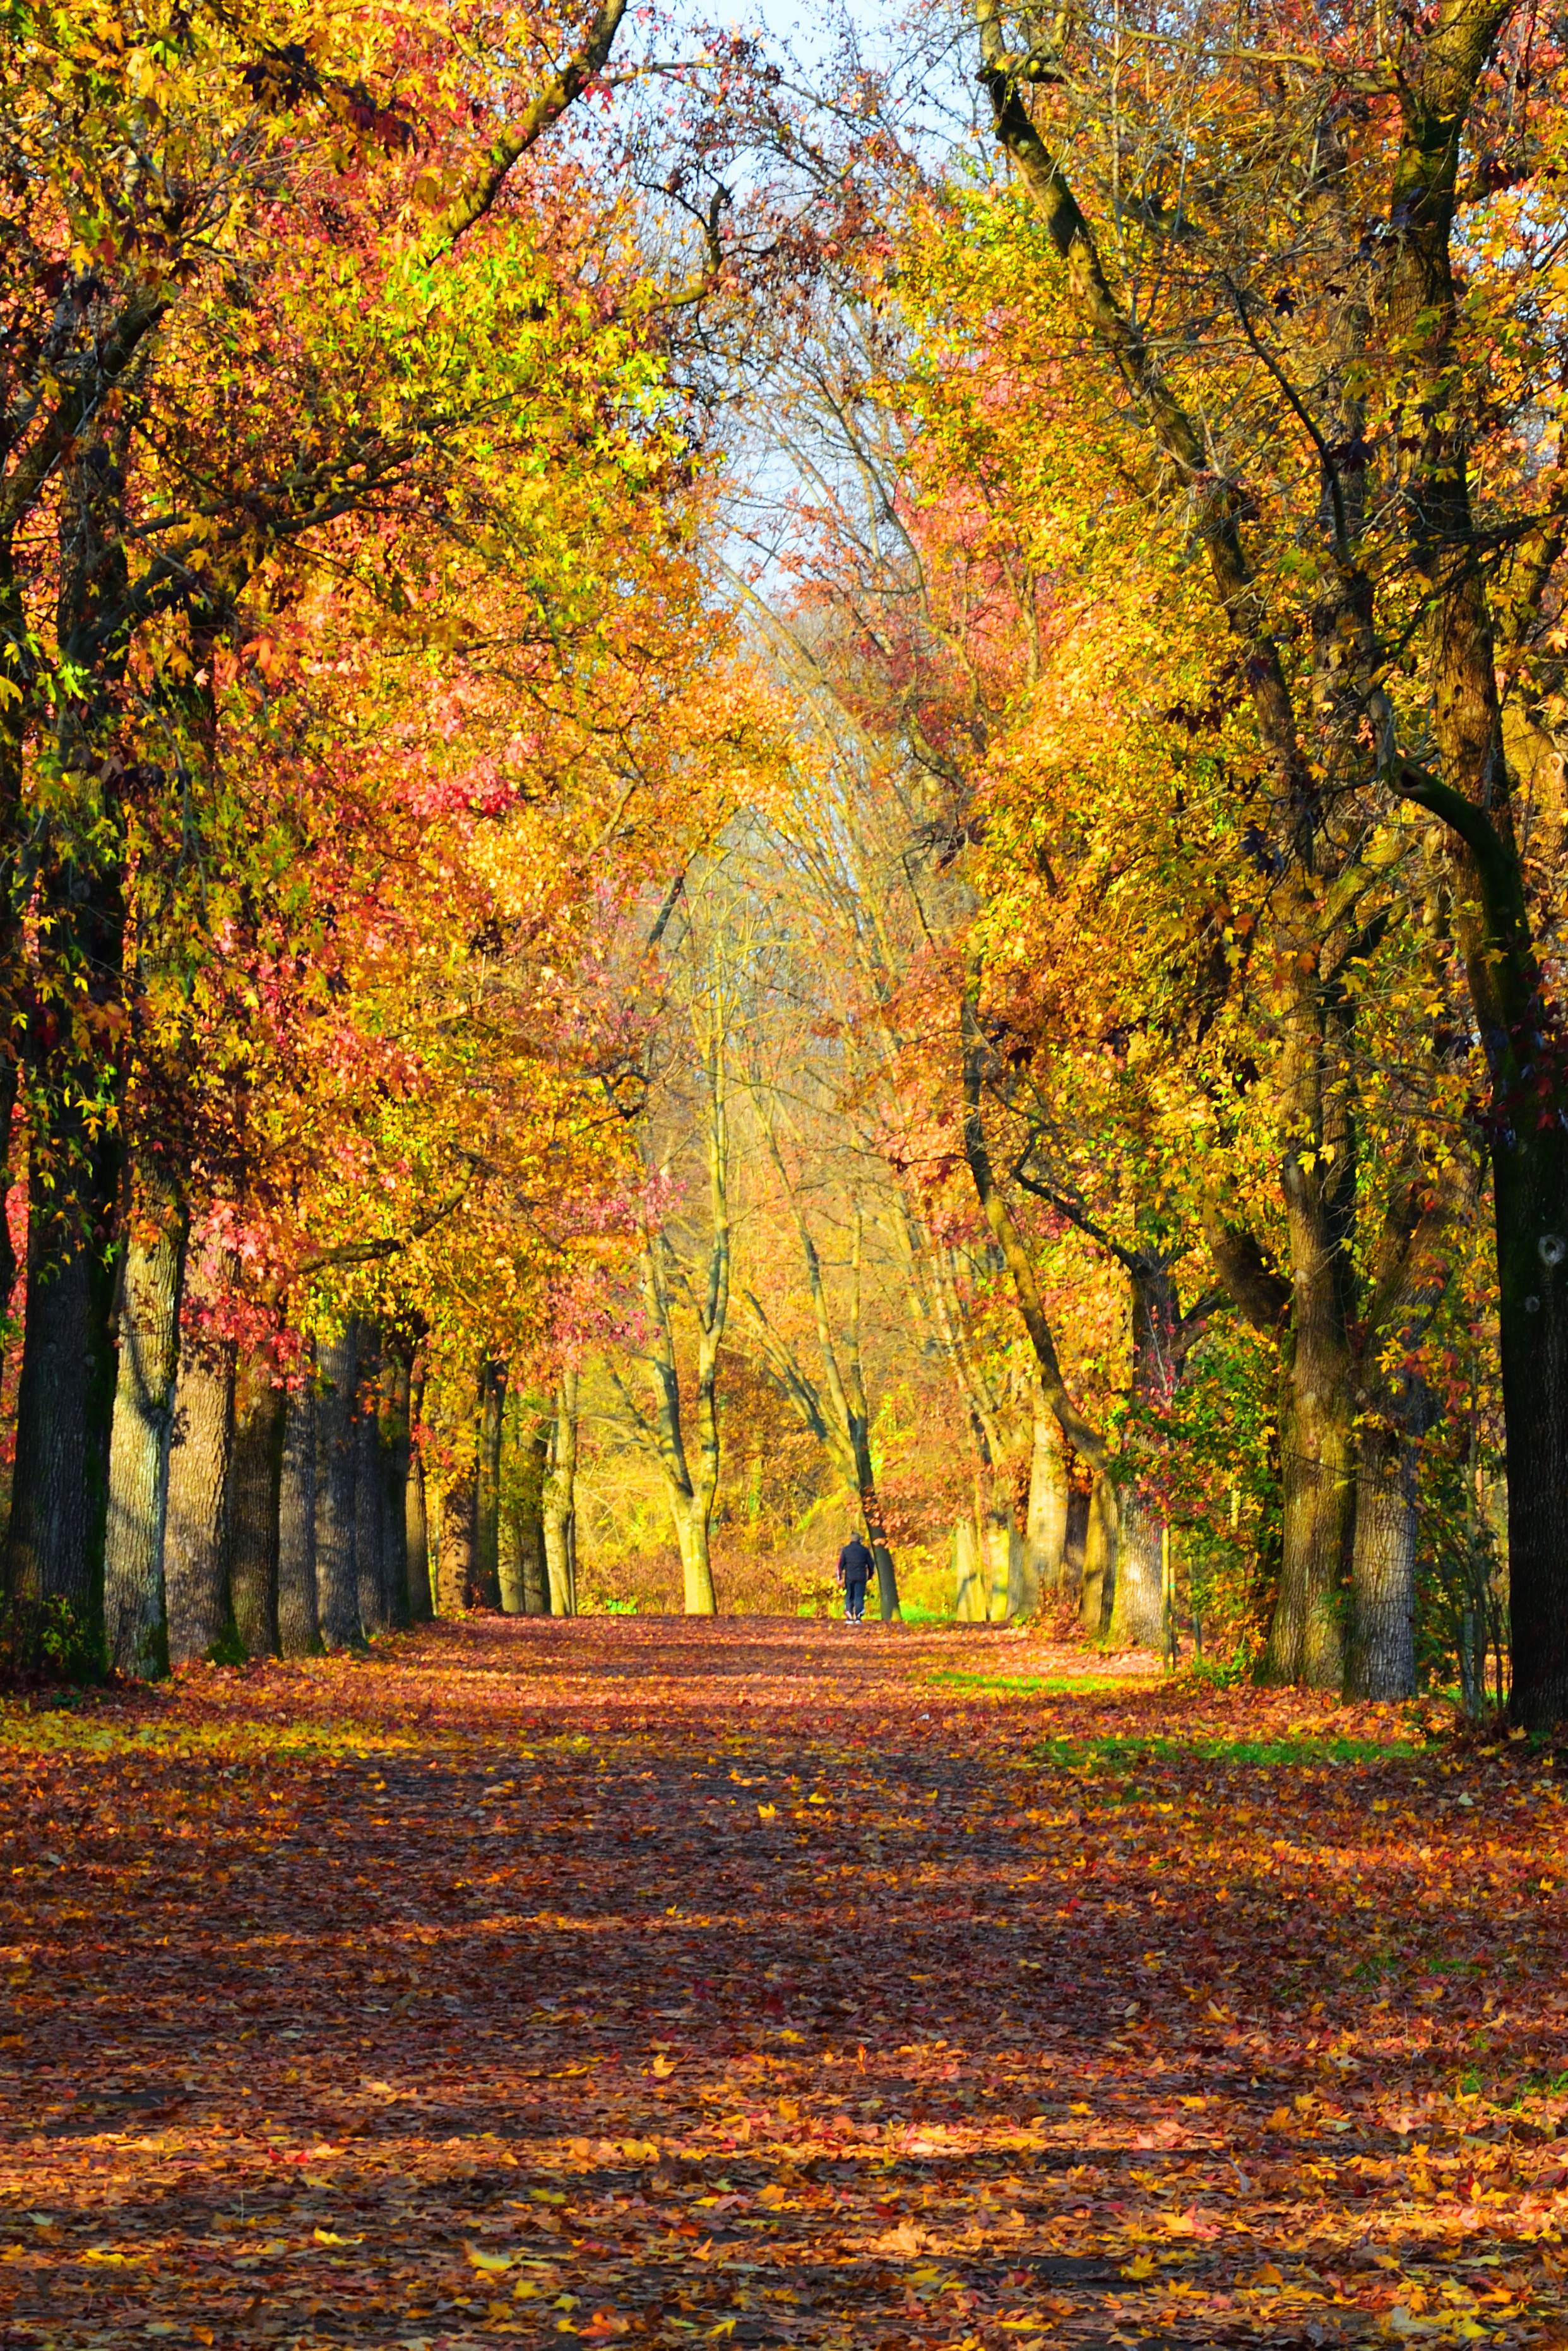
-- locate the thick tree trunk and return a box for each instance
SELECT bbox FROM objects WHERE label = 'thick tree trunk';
[1080,1472,1119,1639]
[1025,1398,1069,1602]
[543,1369,582,1616]
[227,1350,283,1658]
[1346,1429,1417,1699]
[5,1146,120,1670]
[668,1496,708,1617]
[314,1322,361,1648]
[1264,1080,1355,1687]
[1492,1128,1568,1728]
[104,1177,187,1679]
[953,1516,983,1620]
[164,1326,236,1665]
[353,1321,388,1639]
[476,1358,505,1609]
[1109,1487,1166,1649]
[982,1472,1013,1622]
[277,1362,319,1658]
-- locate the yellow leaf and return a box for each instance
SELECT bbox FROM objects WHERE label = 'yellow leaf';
[313,2228,362,2246]
[1122,2253,1156,2280]
[514,2282,539,2299]
[651,2054,677,2078]
[467,2245,515,2271]
[1254,2263,1285,2287]
[757,1804,776,1820]
[1269,2107,1292,2129]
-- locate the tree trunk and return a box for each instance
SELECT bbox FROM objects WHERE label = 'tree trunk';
[164,1326,235,1666]
[476,1357,505,1609]
[353,1321,388,1640]
[104,1176,187,1679]
[381,1347,412,1631]
[1265,1226,1353,1687]
[1346,1427,1418,1700]
[404,1354,432,1624]
[1064,1485,1089,1597]
[276,1358,319,1659]
[498,1400,543,1616]
[1080,1472,1119,1639]
[436,1363,480,1616]
[1109,1487,1166,1649]
[543,1368,581,1616]
[1025,1397,1069,1603]
[982,1473,1013,1621]
[5,1146,120,1670]
[314,1321,361,1648]
[227,1348,283,1658]
[522,1424,550,1614]
[953,1518,984,1621]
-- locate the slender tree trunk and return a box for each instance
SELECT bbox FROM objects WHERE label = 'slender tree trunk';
[164,1325,235,1665]
[543,1369,581,1616]
[227,1348,282,1658]
[315,1322,361,1648]
[497,1397,541,1616]
[1025,1396,1069,1602]
[476,1357,505,1609]
[104,1174,187,1679]
[523,1424,550,1614]
[436,1362,480,1614]
[668,1494,710,1619]
[276,1354,319,1658]
[381,1347,412,1631]
[403,1352,432,1624]
[353,1321,388,1639]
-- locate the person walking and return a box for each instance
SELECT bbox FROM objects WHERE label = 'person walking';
[838,1531,873,1624]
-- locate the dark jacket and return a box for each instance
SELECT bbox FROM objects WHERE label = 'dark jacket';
[838,1536,873,1585]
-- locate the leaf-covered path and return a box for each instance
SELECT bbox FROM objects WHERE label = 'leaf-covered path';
[3,1619,1566,2350]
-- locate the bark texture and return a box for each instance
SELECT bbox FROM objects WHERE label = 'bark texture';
[404,1355,432,1624]
[164,1328,235,1665]
[543,1370,579,1617]
[476,1359,505,1609]
[314,1322,361,1648]
[104,1182,186,1679]
[353,1322,388,1639]
[1025,1397,1069,1604]
[276,1355,318,1658]
[227,1350,283,1658]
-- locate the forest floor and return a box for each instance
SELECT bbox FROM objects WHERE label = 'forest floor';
[1,1617,1566,2351]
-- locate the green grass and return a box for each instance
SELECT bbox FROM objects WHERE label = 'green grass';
[924,1668,1141,1696]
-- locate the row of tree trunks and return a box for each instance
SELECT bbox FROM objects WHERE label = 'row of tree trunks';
[100,1285,431,1674]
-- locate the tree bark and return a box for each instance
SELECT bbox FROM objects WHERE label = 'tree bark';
[353,1321,388,1639]
[314,1321,361,1648]
[543,1369,579,1617]
[276,1356,319,1658]
[164,1324,236,1666]
[227,1348,283,1658]
[5,1145,120,1670]
[522,1423,550,1613]
[1025,1395,1069,1602]
[1109,1488,1167,1649]
[104,1174,187,1679]
[476,1357,506,1609]
[404,1353,432,1623]
[381,1346,412,1631]
[1081,1472,1118,1638]
[437,1363,480,1614]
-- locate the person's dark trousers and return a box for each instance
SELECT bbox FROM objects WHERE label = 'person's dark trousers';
[844,1577,867,1622]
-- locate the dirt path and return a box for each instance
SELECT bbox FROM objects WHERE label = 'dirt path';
[1,1617,1564,2349]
